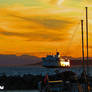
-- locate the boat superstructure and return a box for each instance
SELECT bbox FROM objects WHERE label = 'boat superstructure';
[42,52,70,68]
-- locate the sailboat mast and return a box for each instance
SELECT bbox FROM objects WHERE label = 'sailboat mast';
[85,7,89,75]
[81,19,89,92]
[81,20,85,72]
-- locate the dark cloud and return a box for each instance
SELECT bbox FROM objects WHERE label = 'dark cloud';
[9,14,74,30]
[89,46,92,49]
[0,29,68,41]
[0,14,75,42]
[35,18,72,30]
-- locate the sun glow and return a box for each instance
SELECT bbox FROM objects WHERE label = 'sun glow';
[57,0,64,6]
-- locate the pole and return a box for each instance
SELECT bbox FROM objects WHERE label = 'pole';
[85,7,89,76]
[85,6,90,92]
[81,20,85,73]
[81,20,88,92]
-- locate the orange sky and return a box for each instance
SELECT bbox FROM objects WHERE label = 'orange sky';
[0,0,92,57]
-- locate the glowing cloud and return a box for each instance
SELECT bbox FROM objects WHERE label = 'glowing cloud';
[57,0,64,6]
[0,0,92,58]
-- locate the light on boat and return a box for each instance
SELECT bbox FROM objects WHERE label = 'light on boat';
[60,59,70,67]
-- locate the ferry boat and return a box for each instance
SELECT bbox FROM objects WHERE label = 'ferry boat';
[42,52,70,68]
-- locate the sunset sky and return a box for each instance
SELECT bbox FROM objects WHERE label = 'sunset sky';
[0,0,92,58]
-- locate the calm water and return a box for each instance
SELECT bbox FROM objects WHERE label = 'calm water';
[0,66,57,76]
[0,66,92,76]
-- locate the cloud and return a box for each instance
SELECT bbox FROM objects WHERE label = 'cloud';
[0,0,91,58]
[0,28,68,41]
[89,46,92,49]
[47,0,64,6]
[9,14,73,29]
[0,10,76,42]
[57,0,64,6]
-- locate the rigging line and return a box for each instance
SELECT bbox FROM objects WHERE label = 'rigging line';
[64,22,80,56]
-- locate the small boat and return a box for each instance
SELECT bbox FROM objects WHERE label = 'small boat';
[38,75,65,92]
[38,75,81,92]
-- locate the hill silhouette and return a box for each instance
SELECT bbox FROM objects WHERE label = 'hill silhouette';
[0,54,41,66]
[0,54,92,67]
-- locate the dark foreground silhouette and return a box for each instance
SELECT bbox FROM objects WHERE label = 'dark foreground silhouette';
[0,71,92,90]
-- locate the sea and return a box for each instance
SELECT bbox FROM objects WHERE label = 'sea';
[0,66,92,76]
[0,66,57,76]
[0,66,91,92]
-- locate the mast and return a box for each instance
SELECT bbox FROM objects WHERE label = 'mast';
[81,19,89,92]
[81,20,85,73]
[86,7,90,92]
[85,7,89,75]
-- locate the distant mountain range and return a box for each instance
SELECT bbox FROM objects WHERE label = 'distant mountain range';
[0,54,92,66]
[0,54,41,66]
